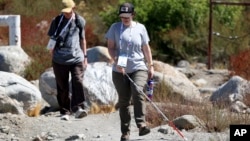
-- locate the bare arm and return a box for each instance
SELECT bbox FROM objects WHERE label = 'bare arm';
[107,39,125,74]
[80,37,88,67]
[107,39,116,64]
[142,44,154,79]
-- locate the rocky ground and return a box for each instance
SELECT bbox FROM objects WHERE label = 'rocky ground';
[0,68,231,141]
[0,109,229,141]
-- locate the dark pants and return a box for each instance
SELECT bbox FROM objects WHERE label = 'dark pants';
[52,61,86,115]
[112,70,148,135]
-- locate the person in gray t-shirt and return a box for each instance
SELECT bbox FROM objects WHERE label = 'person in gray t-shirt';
[105,2,154,141]
[47,0,88,120]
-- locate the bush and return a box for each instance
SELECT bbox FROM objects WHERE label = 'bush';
[229,49,250,80]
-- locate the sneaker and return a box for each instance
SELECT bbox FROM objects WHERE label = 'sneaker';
[60,114,69,121]
[139,126,150,136]
[120,134,129,141]
[75,108,88,119]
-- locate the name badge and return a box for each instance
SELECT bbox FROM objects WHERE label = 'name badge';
[117,53,128,68]
[47,38,56,50]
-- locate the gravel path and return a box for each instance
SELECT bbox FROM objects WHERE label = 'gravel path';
[0,110,229,141]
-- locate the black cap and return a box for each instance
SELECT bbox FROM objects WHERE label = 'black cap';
[119,2,134,17]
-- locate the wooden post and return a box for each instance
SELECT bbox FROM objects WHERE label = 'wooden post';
[208,0,213,69]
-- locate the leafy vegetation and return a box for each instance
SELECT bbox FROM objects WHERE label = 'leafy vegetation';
[101,0,247,65]
[0,0,249,80]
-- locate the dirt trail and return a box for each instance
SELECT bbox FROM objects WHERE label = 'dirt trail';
[0,109,229,141]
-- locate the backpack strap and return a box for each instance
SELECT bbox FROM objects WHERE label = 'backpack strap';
[55,14,62,24]
[53,14,64,37]
[75,13,83,39]
[54,13,83,38]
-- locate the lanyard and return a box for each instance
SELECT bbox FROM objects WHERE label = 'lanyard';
[54,14,73,37]
[119,23,132,55]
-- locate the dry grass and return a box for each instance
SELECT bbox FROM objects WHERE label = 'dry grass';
[27,102,42,117]
[89,102,116,114]
[145,79,250,133]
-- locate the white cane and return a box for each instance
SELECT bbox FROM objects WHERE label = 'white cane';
[125,73,188,141]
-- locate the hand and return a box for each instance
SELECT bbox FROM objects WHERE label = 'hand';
[116,65,125,75]
[48,49,54,54]
[148,66,154,80]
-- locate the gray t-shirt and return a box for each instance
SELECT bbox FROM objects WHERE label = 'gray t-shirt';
[48,13,85,65]
[105,21,150,73]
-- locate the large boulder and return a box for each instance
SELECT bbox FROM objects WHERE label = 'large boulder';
[210,75,250,113]
[0,71,42,115]
[39,62,117,109]
[87,46,112,63]
[153,60,202,103]
[83,62,118,105]
[39,68,58,109]
[0,46,31,76]
[210,76,245,105]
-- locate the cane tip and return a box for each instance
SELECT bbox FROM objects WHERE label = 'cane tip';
[184,137,188,141]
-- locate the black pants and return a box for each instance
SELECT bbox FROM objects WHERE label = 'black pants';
[52,61,86,115]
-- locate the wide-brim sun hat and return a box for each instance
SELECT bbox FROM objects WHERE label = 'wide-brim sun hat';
[61,0,75,13]
[119,2,134,17]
